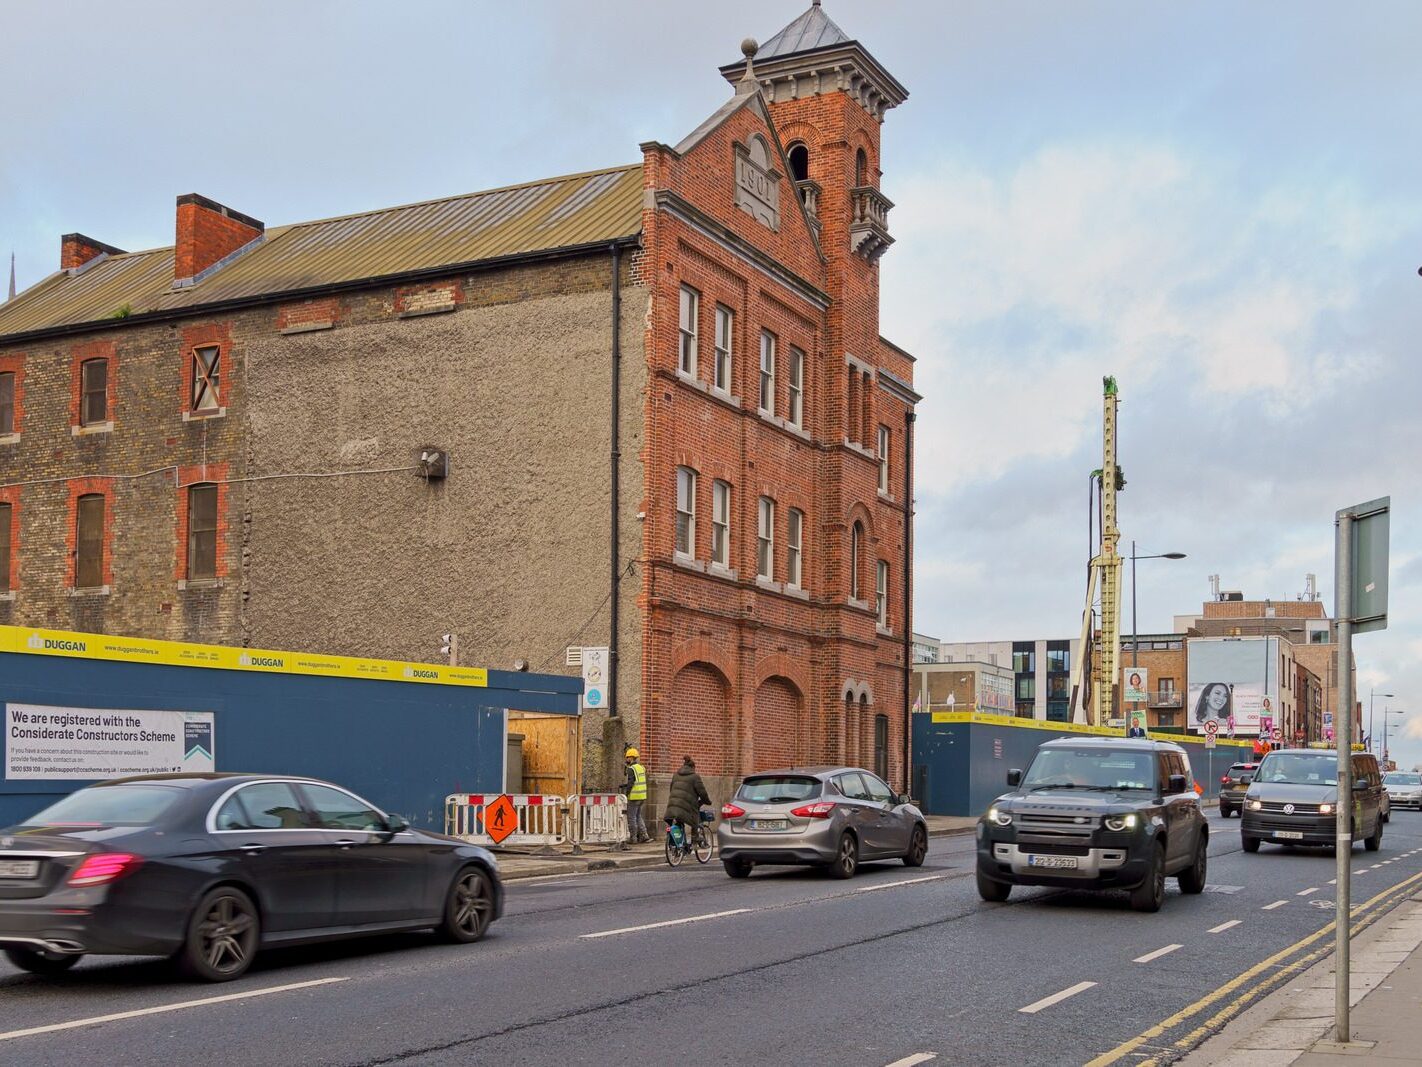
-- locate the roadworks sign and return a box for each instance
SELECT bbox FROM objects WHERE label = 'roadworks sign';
[480,795,517,845]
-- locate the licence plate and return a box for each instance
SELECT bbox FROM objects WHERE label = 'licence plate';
[1273,830,1304,840]
[1026,854,1079,869]
[748,819,787,831]
[0,860,39,879]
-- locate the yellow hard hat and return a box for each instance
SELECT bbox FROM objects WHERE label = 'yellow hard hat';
[625,747,639,759]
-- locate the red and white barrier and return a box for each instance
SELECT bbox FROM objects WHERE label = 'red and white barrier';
[444,793,565,847]
[566,793,629,847]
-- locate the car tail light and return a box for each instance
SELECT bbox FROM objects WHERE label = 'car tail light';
[67,852,142,888]
[721,803,746,818]
[790,802,836,818]
[1221,775,1230,785]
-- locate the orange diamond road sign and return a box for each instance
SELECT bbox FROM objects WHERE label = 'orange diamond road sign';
[480,795,517,845]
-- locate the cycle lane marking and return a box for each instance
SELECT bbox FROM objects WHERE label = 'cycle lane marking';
[1019,981,1097,1014]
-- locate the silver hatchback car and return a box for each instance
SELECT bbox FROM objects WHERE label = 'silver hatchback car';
[716,766,928,879]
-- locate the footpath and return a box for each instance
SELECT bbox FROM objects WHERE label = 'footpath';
[495,813,978,881]
[1181,890,1422,1066]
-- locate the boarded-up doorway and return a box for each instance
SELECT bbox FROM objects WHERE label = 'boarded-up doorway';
[509,710,583,797]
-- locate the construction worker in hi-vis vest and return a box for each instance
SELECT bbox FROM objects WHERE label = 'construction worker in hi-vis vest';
[624,748,650,843]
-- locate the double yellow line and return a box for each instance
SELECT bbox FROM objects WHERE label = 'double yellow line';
[1084,868,1422,1067]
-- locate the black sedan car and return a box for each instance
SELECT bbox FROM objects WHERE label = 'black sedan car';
[0,773,503,982]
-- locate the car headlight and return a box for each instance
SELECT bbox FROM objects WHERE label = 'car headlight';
[1319,803,1334,815]
[987,806,1013,826]
[1248,799,1262,810]
[1104,813,1139,832]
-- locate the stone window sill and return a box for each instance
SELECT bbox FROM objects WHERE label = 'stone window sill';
[68,585,111,598]
[877,489,896,504]
[758,409,810,441]
[673,553,706,573]
[72,421,114,437]
[877,623,894,637]
[708,562,738,581]
[843,440,875,460]
[398,303,456,319]
[848,596,870,611]
[784,584,809,601]
[676,371,745,415]
[182,407,226,422]
[0,432,18,446]
[0,591,14,602]
[280,320,334,335]
[755,575,782,593]
[178,578,225,591]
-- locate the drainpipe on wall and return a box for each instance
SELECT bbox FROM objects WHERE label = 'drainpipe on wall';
[903,409,916,796]
[609,244,622,727]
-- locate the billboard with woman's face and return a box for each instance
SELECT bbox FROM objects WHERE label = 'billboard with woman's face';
[1187,637,1278,735]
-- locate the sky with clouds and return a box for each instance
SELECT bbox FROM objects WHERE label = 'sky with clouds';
[3,2,1418,761]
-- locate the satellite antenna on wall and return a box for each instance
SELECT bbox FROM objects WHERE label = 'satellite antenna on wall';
[1208,574,1221,600]
[1304,573,1317,602]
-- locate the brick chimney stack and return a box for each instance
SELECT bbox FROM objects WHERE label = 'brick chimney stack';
[61,233,126,272]
[174,194,264,286]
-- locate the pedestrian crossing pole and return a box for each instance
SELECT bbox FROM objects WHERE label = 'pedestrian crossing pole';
[1333,508,1354,1043]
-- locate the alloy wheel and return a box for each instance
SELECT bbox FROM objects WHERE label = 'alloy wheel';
[198,893,257,976]
[453,870,493,937]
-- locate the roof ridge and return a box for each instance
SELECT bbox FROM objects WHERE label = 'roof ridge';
[276,163,641,234]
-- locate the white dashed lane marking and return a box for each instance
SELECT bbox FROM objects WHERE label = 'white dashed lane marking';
[1019,981,1097,1014]
[1209,920,1242,933]
[1262,900,1288,910]
[1133,944,1183,963]
[1297,887,1319,896]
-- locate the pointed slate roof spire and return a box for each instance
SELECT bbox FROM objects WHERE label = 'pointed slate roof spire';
[718,4,907,119]
[755,0,852,61]
[7,253,14,301]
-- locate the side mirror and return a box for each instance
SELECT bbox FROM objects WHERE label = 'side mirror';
[895,793,912,807]
[1167,774,1188,795]
[1007,769,1023,787]
[385,813,411,833]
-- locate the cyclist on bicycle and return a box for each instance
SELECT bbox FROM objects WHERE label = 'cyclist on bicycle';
[663,755,711,847]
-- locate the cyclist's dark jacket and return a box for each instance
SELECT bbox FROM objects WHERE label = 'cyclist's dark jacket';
[664,764,711,826]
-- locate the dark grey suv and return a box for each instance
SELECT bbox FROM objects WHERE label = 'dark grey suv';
[976,737,1209,912]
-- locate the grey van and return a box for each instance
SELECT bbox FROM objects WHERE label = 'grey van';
[1240,749,1385,853]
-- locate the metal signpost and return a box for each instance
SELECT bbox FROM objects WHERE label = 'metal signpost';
[1334,496,1390,1044]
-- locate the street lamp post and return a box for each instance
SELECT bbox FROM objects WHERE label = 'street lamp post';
[1128,542,1186,731]
[1383,707,1405,768]
[1370,689,1395,757]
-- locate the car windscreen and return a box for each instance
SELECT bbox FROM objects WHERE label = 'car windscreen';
[1255,752,1337,786]
[16,784,183,828]
[1022,749,1154,791]
[1228,765,1255,775]
[736,776,822,803]
[1385,773,1421,786]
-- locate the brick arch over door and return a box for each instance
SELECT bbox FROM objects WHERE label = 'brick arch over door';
[752,675,804,772]
[660,661,733,777]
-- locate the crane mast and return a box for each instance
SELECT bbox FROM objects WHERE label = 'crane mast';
[1069,377,1123,727]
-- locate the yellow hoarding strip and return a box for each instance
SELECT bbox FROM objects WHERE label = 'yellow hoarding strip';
[920,709,1254,743]
[0,624,488,689]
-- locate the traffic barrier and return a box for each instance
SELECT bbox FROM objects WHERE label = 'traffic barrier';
[444,793,565,848]
[566,793,629,852]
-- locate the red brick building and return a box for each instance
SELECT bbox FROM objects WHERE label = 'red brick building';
[0,4,917,805]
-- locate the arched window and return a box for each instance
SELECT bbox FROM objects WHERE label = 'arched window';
[850,521,864,600]
[855,148,868,187]
[874,714,889,781]
[788,142,809,182]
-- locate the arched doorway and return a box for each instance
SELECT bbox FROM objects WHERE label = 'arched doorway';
[662,662,731,775]
[753,676,803,770]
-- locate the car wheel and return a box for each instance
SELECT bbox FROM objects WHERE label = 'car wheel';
[1382,808,1391,824]
[1365,818,1383,852]
[1129,842,1166,913]
[903,825,928,868]
[178,886,260,982]
[976,870,1011,902]
[1221,805,1234,819]
[1178,836,1208,894]
[722,858,752,879]
[439,866,495,943]
[1241,834,1260,853]
[3,947,82,976]
[827,832,858,879]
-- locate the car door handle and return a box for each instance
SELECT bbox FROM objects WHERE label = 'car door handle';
[240,844,267,855]
[335,838,358,848]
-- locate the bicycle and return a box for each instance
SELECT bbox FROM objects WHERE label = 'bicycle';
[665,810,715,866]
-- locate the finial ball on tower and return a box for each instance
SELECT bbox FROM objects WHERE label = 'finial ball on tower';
[741,38,758,59]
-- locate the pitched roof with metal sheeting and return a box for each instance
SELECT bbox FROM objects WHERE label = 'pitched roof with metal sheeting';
[0,165,643,338]
[753,3,853,60]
